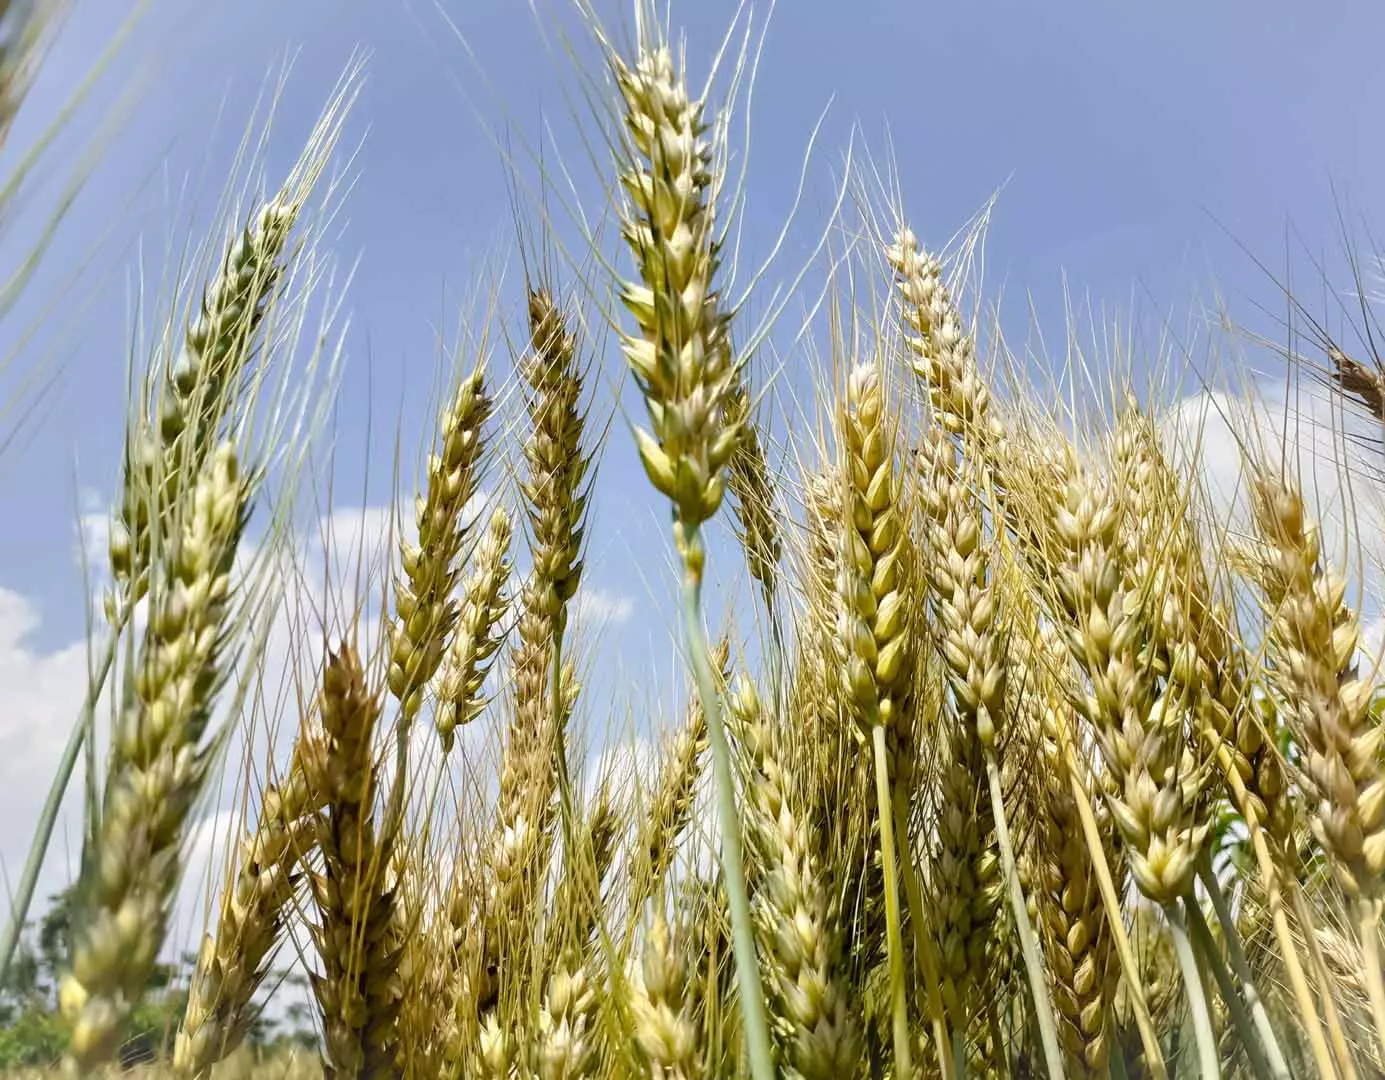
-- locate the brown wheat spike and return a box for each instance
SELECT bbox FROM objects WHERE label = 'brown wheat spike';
[726,378,782,601]
[111,201,296,610]
[60,444,252,1070]
[174,746,322,1077]
[302,643,401,1080]
[1037,444,1210,908]
[631,636,731,914]
[388,360,491,724]
[626,915,704,1080]
[1328,344,1385,422]
[614,43,741,578]
[435,505,514,751]
[729,676,862,1080]
[1245,473,1385,901]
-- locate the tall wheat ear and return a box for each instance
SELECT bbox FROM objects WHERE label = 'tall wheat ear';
[604,20,773,1077]
[1114,403,1312,1079]
[1013,427,1223,1076]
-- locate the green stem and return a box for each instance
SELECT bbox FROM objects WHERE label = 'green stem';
[1165,900,1221,1080]
[679,559,773,1080]
[1185,893,1274,1080]
[985,753,1066,1080]
[1196,862,1289,1079]
[872,725,913,1080]
[0,624,122,984]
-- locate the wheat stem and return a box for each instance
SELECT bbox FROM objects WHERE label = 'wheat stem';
[1166,900,1221,1080]
[1288,877,1355,1080]
[871,723,913,1080]
[893,793,955,1080]
[1185,893,1275,1080]
[679,558,773,1080]
[1357,900,1385,1067]
[986,752,1066,1080]
[1196,862,1289,1079]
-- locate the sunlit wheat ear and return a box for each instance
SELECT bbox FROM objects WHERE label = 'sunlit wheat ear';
[111,199,296,615]
[301,644,400,1080]
[1120,410,1292,845]
[626,915,703,1080]
[477,1012,518,1080]
[1042,448,1210,907]
[436,505,514,751]
[535,954,603,1080]
[916,426,1002,1018]
[631,636,730,914]
[835,363,915,780]
[885,226,1001,446]
[726,378,782,602]
[1115,405,1320,1076]
[388,360,492,725]
[520,285,592,637]
[1242,472,1384,902]
[833,360,920,1072]
[60,444,252,1070]
[611,32,774,1076]
[468,286,593,1025]
[174,740,322,1078]
[730,677,863,1080]
[614,43,740,576]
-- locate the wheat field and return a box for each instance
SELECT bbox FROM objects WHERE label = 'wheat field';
[4,2,1385,1079]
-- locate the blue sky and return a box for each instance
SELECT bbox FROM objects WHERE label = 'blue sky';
[3,0,1385,922]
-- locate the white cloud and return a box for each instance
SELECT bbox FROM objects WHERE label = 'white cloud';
[571,586,636,631]
[1159,377,1385,660]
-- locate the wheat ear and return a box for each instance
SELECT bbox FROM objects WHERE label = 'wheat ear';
[60,444,251,1070]
[631,636,730,914]
[613,39,771,1080]
[301,644,400,1080]
[1245,471,1385,1061]
[1038,448,1219,1075]
[730,676,862,1080]
[626,915,703,1080]
[726,378,782,603]
[174,748,321,1077]
[435,506,514,750]
[833,361,920,1074]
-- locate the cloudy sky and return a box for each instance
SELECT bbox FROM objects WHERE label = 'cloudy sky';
[2,0,1384,956]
